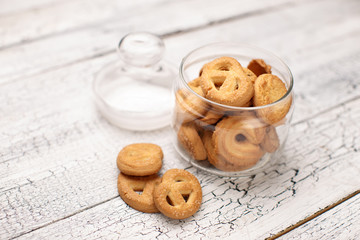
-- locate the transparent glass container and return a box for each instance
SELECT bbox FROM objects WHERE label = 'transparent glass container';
[171,43,294,177]
[93,32,175,131]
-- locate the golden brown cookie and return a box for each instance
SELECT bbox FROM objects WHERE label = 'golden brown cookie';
[200,57,254,107]
[188,77,204,95]
[243,67,257,84]
[194,108,223,129]
[253,74,292,124]
[117,143,163,176]
[117,173,161,213]
[215,114,266,144]
[154,169,202,219]
[213,115,265,170]
[202,130,243,171]
[243,99,253,107]
[260,125,280,153]
[247,59,272,77]
[175,81,208,124]
[177,122,207,161]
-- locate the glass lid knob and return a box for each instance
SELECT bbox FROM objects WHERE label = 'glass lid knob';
[118,32,165,67]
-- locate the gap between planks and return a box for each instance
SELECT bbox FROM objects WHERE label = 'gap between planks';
[0,0,299,52]
[161,1,296,38]
[8,94,360,239]
[292,95,360,126]
[0,0,326,87]
[10,196,119,240]
[268,190,360,240]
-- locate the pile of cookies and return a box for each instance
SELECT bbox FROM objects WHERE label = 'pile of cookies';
[116,143,202,219]
[174,57,292,172]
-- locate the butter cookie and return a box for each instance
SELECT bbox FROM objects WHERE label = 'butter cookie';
[177,122,207,161]
[253,74,292,124]
[154,169,202,219]
[247,59,272,77]
[200,57,254,107]
[117,143,163,176]
[117,173,161,213]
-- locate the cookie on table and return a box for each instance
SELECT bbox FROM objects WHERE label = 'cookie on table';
[117,173,161,213]
[117,143,163,176]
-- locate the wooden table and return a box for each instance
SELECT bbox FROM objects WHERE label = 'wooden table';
[1,0,359,239]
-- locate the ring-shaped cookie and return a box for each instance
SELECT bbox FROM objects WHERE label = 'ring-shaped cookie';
[215,114,267,145]
[213,116,265,169]
[154,169,202,219]
[117,173,161,213]
[202,130,245,171]
[200,57,254,107]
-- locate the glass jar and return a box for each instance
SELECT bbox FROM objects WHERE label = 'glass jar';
[171,43,294,177]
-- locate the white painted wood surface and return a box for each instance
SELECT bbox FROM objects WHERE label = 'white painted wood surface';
[0,0,295,83]
[278,193,360,240]
[1,0,359,239]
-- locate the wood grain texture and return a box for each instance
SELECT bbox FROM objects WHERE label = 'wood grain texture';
[0,47,359,238]
[0,0,301,83]
[163,0,360,125]
[278,193,360,240]
[0,0,67,16]
[4,97,359,239]
[0,0,294,49]
[1,0,360,239]
[0,0,166,48]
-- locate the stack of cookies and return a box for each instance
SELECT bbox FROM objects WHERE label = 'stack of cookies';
[116,143,202,219]
[174,57,292,172]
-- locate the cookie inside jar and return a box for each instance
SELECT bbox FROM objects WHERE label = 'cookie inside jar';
[172,43,294,177]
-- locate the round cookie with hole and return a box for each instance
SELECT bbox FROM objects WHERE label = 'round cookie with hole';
[153,169,202,219]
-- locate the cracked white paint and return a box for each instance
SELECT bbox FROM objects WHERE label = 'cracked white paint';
[1,0,360,239]
[279,193,360,239]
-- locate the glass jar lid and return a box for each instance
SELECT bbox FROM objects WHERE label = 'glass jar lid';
[93,32,176,131]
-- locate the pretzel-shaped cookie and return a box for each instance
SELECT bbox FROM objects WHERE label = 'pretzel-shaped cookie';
[117,173,161,213]
[154,169,202,219]
[200,57,254,107]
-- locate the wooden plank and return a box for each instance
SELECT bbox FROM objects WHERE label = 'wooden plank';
[0,0,359,238]
[0,0,293,49]
[0,0,360,238]
[0,41,360,237]
[0,0,167,48]
[4,96,360,239]
[278,193,360,240]
[0,0,303,83]
[0,0,359,124]
[1,26,359,184]
[0,0,68,16]
[162,0,360,125]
